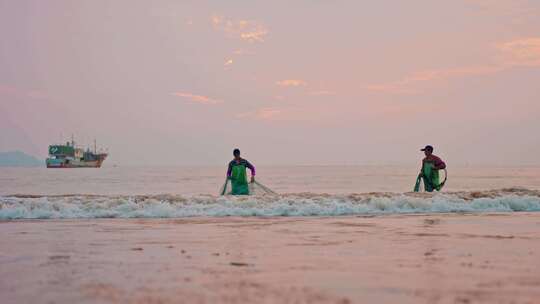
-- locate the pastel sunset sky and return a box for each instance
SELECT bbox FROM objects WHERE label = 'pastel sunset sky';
[1,0,539,165]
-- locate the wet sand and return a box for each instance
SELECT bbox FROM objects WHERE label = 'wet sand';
[1,214,539,304]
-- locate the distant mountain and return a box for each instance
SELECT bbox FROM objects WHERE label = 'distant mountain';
[0,151,43,167]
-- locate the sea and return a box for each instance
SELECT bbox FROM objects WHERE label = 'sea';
[1,165,539,219]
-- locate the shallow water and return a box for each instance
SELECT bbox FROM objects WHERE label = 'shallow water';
[1,165,539,196]
[1,165,540,219]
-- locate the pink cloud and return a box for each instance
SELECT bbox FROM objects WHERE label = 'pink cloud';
[497,37,540,67]
[240,29,268,43]
[276,79,307,87]
[365,37,540,94]
[211,15,268,43]
[365,66,504,94]
[233,49,255,55]
[171,92,223,105]
[237,107,281,120]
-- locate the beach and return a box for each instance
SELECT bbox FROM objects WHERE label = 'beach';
[2,213,539,304]
[2,0,540,302]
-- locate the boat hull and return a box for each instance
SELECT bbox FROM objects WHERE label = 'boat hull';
[46,155,107,168]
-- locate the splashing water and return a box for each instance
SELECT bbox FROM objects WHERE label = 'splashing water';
[1,189,539,219]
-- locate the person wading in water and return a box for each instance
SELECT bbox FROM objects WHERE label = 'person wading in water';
[226,149,256,195]
[415,145,447,192]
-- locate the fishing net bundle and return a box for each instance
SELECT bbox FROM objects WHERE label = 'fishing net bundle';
[414,165,448,192]
[219,179,277,196]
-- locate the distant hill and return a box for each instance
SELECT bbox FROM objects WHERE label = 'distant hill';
[0,151,43,167]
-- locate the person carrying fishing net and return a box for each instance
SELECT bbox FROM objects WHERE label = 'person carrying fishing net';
[414,145,447,192]
[225,148,256,195]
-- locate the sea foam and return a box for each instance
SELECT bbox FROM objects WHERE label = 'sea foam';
[1,189,540,219]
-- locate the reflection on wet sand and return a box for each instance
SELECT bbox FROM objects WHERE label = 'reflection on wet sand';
[1,213,540,303]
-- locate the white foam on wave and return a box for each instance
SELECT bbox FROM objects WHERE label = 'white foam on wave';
[1,191,540,219]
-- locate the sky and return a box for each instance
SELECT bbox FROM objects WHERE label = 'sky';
[1,0,539,166]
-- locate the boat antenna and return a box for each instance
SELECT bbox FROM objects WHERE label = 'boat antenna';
[94,139,97,154]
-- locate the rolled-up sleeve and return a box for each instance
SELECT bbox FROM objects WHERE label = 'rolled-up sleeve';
[246,161,256,176]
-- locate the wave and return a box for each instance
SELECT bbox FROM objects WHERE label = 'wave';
[1,188,539,219]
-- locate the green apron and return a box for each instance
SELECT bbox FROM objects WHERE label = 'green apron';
[414,162,442,192]
[230,164,250,195]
